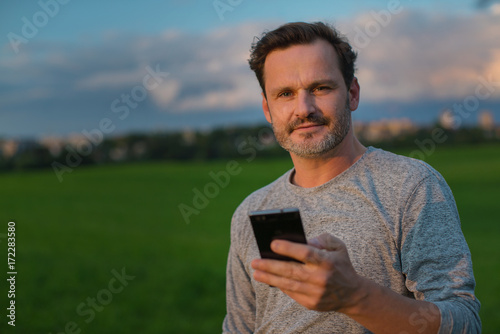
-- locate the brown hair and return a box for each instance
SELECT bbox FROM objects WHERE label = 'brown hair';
[248,21,357,96]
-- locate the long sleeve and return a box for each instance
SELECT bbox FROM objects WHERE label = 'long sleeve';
[222,213,256,334]
[401,172,481,333]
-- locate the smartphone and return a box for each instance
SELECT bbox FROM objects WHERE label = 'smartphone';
[249,208,307,262]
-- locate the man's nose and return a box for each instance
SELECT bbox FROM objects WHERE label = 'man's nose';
[295,91,317,119]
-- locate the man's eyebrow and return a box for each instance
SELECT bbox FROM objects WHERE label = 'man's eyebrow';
[307,79,339,89]
[269,85,293,95]
[269,79,340,95]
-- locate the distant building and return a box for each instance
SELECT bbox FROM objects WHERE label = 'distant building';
[478,110,495,131]
[1,139,42,159]
[439,109,457,130]
[67,134,90,148]
[0,140,19,158]
[39,136,65,157]
[182,129,196,145]
[109,146,128,161]
[355,118,417,143]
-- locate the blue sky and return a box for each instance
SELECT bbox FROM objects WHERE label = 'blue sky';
[0,1,488,43]
[1,0,500,138]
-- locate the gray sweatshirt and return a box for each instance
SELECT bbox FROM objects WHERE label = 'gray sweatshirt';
[223,147,480,333]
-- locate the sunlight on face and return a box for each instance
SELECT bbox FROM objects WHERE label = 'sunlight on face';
[271,98,351,158]
[263,40,353,158]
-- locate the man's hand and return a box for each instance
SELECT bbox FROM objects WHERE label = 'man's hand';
[251,233,367,312]
[251,233,441,333]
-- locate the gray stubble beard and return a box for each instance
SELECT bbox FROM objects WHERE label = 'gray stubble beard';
[272,102,352,158]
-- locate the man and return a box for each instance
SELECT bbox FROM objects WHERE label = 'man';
[223,22,480,333]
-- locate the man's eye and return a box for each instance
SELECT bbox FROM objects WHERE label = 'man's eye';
[315,86,330,92]
[278,92,292,98]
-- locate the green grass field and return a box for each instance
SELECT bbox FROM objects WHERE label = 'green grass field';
[0,144,498,333]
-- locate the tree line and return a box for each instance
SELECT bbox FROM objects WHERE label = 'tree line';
[0,123,498,172]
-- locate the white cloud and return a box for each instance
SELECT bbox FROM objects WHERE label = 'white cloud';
[76,68,147,90]
[147,22,265,112]
[175,77,259,111]
[492,3,500,14]
[1,11,499,120]
[150,79,181,107]
[485,49,500,76]
[342,10,500,102]
[145,12,500,109]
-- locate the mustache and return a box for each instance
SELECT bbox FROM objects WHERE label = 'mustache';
[286,115,330,133]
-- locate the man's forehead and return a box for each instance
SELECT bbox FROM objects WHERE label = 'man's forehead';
[263,40,342,88]
[266,39,338,61]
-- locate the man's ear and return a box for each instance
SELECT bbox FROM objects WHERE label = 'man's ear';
[262,93,272,124]
[348,77,360,111]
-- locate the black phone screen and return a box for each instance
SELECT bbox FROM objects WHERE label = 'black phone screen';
[249,208,307,262]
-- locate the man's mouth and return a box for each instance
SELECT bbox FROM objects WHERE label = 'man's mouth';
[294,123,324,130]
[286,116,329,134]
[289,122,326,134]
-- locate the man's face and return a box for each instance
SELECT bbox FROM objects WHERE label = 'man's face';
[261,39,359,158]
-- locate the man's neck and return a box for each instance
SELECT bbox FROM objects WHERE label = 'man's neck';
[290,133,367,188]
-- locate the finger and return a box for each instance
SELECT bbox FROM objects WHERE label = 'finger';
[271,240,326,265]
[253,265,318,295]
[252,269,325,310]
[251,258,309,281]
[253,266,298,287]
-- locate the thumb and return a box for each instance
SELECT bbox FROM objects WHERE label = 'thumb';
[308,233,344,251]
